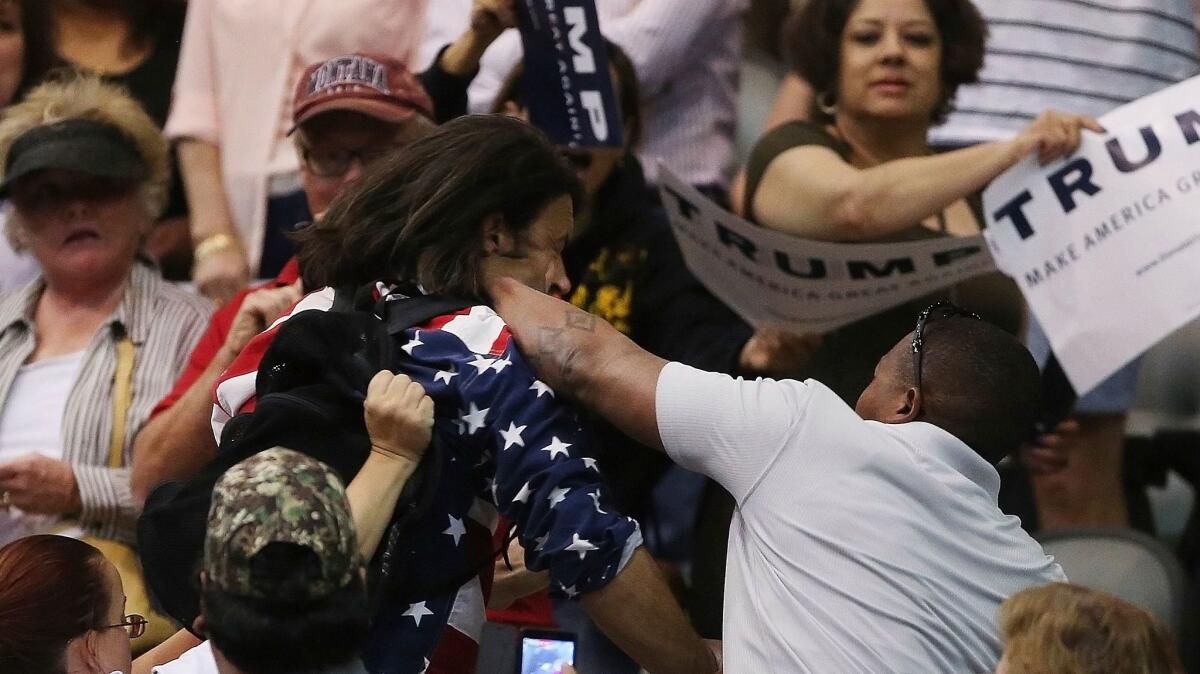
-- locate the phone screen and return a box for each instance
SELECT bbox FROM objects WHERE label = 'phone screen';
[520,636,576,674]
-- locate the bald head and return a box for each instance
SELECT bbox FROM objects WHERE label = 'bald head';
[856,316,1041,464]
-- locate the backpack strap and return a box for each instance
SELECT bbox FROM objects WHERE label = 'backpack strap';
[329,283,478,606]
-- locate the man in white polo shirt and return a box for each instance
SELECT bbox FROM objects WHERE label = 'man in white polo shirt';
[485,278,1066,673]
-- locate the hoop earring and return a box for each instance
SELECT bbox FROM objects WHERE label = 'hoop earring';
[817,91,838,117]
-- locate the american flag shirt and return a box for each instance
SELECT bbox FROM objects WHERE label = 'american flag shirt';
[210,286,643,674]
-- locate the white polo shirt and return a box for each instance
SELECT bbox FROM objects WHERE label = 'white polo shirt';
[656,362,1066,674]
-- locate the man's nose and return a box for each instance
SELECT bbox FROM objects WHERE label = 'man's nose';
[550,265,572,299]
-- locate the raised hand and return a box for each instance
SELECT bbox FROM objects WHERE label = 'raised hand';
[364,371,435,464]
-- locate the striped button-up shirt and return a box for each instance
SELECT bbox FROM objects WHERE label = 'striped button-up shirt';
[932,0,1200,146]
[0,262,211,543]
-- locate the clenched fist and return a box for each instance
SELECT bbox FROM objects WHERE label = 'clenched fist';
[364,371,435,464]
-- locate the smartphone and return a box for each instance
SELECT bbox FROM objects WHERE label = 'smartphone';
[518,628,576,674]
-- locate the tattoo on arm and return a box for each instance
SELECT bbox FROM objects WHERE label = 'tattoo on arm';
[532,310,600,389]
[565,311,598,333]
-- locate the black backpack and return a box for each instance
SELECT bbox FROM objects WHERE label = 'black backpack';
[138,285,474,630]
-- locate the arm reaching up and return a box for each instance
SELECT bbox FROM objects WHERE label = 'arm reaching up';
[351,371,434,559]
[488,276,814,505]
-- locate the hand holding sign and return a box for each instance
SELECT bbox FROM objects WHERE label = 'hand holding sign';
[470,0,517,39]
[984,74,1200,395]
[516,0,623,148]
[739,329,823,377]
[659,169,998,335]
[1013,110,1106,166]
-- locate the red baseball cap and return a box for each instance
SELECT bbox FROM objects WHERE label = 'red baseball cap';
[290,53,434,133]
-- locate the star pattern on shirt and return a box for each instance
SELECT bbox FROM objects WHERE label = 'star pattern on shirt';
[468,354,497,374]
[548,486,571,509]
[540,436,572,460]
[457,402,489,435]
[443,515,466,546]
[401,331,424,355]
[564,533,598,560]
[499,422,527,450]
[588,490,607,514]
[213,305,645,674]
[513,481,534,504]
[403,601,434,627]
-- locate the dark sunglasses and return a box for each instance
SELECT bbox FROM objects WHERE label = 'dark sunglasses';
[911,301,982,397]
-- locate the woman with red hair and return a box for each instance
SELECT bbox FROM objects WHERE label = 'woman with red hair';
[0,534,145,674]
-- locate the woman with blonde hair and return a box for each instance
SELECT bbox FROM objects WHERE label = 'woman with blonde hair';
[997,583,1184,674]
[0,74,209,645]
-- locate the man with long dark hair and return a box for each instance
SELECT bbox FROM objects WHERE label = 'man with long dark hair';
[209,114,719,674]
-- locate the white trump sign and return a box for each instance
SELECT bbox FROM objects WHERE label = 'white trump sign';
[659,169,998,334]
[984,75,1200,395]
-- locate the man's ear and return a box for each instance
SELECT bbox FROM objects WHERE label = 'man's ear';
[192,613,208,637]
[193,572,209,636]
[481,213,515,257]
[882,387,922,424]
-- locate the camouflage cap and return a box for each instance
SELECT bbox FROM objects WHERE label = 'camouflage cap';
[203,448,360,601]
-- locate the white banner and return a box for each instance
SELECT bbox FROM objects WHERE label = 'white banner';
[659,169,998,334]
[983,75,1200,395]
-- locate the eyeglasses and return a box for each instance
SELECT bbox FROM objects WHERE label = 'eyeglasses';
[911,301,982,399]
[298,145,396,178]
[99,614,148,639]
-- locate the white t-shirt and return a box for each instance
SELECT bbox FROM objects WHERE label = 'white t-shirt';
[0,350,86,545]
[655,362,1066,674]
[152,641,219,674]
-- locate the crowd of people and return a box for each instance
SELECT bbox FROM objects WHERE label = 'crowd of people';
[0,0,1197,672]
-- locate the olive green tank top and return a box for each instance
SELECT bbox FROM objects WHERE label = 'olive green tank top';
[742,121,1024,403]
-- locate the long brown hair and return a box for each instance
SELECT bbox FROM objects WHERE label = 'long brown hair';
[295,114,581,298]
[0,535,112,674]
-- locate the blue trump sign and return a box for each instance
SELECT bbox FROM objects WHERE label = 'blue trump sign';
[517,0,622,148]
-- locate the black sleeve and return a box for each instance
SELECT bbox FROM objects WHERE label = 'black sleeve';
[418,45,476,124]
[633,223,754,376]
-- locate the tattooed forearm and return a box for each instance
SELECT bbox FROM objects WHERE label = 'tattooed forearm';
[565,310,598,333]
[530,309,601,391]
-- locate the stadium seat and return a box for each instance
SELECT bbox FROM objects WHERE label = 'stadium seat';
[1036,527,1188,634]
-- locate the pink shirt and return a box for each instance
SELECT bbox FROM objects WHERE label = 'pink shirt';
[166,0,427,271]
